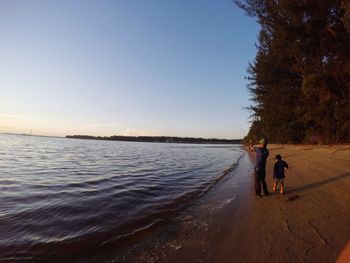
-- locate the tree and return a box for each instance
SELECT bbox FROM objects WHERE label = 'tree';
[236,0,350,143]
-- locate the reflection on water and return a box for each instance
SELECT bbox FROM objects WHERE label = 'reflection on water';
[0,134,243,261]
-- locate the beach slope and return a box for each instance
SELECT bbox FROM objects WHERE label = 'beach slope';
[163,145,350,263]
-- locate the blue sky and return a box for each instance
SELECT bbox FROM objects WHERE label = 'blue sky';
[0,0,259,139]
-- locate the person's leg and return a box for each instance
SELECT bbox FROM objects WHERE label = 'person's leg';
[273,180,277,192]
[280,181,284,194]
[255,171,261,196]
[262,178,269,195]
[261,171,269,195]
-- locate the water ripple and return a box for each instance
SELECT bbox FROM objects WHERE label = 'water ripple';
[0,134,243,260]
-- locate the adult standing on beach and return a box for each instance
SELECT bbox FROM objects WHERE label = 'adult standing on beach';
[250,138,269,197]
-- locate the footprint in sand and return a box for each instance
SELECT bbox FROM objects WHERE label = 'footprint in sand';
[287,195,300,201]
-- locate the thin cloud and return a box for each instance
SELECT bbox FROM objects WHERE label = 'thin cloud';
[82,123,124,129]
[0,114,32,119]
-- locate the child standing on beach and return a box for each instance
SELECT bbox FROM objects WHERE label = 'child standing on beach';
[273,154,288,194]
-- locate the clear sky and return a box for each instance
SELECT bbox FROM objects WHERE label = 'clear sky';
[0,0,259,139]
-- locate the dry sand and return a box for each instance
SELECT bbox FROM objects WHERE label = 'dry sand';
[157,145,350,263]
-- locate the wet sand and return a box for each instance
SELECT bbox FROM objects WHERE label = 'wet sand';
[156,145,350,263]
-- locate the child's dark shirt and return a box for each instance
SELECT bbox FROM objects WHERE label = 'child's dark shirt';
[273,160,288,179]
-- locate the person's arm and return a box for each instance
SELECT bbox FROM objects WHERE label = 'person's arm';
[284,161,289,173]
[249,140,254,152]
[252,144,264,152]
[249,144,254,152]
[250,145,257,152]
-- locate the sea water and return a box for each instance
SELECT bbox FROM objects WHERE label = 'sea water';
[0,134,244,261]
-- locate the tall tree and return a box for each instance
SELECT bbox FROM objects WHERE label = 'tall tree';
[237,0,350,143]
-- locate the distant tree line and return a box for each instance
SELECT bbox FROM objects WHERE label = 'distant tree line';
[66,135,242,144]
[236,0,350,144]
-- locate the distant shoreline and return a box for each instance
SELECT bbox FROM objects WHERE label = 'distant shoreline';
[65,135,242,144]
[2,133,63,139]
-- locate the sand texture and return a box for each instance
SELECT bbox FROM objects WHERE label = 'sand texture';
[160,145,350,263]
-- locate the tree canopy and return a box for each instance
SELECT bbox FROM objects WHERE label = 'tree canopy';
[236,0,350,144]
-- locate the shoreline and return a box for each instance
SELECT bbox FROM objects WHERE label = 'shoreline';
[147,144,350,263]
[45,146,249,263]
[46,144,350,262]
[102,147,255,262]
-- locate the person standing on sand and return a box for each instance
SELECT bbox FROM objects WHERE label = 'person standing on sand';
[250,138,269,197]
[272,154,288,194]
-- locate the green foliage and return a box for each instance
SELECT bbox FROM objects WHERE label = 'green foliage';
[236,0,350,144]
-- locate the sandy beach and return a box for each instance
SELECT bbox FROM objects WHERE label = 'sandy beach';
[134,144,350,263]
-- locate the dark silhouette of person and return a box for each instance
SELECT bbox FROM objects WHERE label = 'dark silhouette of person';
[252,138,269,197]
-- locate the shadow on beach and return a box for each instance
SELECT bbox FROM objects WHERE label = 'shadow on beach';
[288,172,350,194]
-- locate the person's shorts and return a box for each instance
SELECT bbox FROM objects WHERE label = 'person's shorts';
[274,178,284,183]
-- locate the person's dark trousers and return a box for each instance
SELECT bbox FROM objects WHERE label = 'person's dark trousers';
[255,169,269,196]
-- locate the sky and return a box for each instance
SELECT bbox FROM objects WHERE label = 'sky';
[0,0,259,139]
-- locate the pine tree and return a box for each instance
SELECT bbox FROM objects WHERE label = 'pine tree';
[237,0,350,143]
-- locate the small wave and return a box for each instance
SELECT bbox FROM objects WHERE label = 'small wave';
[0,134,245,260]
[214,196,237,210]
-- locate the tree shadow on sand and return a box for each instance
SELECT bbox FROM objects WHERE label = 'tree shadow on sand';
[287,172,350,194]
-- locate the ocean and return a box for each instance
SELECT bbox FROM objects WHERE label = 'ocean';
[0,134,244,261]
